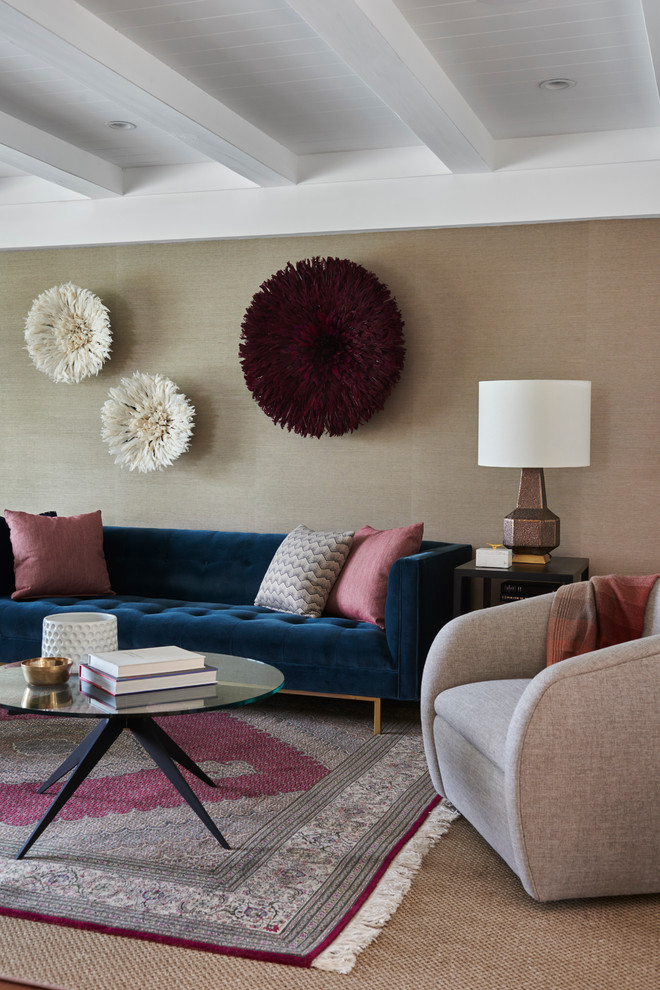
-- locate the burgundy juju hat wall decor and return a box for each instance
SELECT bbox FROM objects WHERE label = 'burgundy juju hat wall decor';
[239,256,406,438]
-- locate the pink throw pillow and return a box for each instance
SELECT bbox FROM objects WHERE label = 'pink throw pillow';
[325,523,424,627]
[4,509,114,601]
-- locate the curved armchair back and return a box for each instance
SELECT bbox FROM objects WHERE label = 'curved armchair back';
[422,580,660,901]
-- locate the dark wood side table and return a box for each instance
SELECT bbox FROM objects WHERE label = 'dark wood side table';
[453,556,590,617]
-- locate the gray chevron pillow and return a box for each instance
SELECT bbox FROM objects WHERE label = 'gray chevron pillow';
[255,524,354,617]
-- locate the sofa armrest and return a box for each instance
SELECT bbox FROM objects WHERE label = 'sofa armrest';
[505,634,660,900]
[385,541,471,700]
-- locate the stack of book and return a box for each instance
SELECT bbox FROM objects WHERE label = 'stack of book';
[79,645,218,713]
[499,580,562,604]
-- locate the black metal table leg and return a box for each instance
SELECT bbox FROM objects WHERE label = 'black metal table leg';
[130,718,230,850]
[17,718,124,860]
[37,717,110,793]
[19,714,229,859]
[144,716,217,787]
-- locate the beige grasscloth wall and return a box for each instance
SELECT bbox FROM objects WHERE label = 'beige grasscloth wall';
[1,219,659,577]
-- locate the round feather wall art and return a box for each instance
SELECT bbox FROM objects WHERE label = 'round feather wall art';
[24,282,112,383]
[101,371,195,473]
[239,256,406,438]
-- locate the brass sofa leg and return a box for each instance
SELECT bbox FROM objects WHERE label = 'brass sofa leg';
[280,690,383,734]
[373,698,382,734]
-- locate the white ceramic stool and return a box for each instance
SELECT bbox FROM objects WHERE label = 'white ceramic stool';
[42,612,118,672]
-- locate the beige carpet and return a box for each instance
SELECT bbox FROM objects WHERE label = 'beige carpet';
[0,814,657,990]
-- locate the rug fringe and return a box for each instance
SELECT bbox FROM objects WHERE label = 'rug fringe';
[312,799,459,974]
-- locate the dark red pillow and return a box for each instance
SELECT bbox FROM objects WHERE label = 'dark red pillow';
[4,509,113,600]
[0,511,56,596]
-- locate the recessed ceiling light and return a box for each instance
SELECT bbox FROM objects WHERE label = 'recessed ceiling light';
[105,120,137,130]
[538,79,576,91]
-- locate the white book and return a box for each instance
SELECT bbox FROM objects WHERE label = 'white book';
[86,645,206,678]
[79,663,218,695]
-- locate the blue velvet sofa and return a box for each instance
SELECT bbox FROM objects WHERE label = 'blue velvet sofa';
[0,524,471,727]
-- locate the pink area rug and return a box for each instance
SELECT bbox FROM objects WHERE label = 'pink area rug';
[0,698,456,972]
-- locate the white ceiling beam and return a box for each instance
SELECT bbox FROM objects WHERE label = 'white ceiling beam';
[287,0,493,174]
[641,0,660,100]
[0,0,297,187]
[0,109,123,197]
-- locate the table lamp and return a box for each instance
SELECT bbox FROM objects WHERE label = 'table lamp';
[478,380,591,563]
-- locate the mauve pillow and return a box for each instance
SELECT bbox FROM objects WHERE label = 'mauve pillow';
[0,511,56,596]
[4,509,114,601]
[325,523,424,628]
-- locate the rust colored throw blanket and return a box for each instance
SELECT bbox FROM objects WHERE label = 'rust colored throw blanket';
[546,574,659,666]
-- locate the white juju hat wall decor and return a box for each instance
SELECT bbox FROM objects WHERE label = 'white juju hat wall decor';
[25,282,112,383]
[101,371,195,473]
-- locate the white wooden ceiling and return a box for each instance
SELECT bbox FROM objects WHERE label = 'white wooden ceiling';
[1,0,659,203]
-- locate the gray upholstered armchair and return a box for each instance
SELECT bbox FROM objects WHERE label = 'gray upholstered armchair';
[421,586,660,902]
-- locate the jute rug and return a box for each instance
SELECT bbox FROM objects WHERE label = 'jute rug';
[0,696,455,974]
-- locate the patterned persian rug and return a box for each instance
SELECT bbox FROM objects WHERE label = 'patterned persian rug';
[0,698,456,973]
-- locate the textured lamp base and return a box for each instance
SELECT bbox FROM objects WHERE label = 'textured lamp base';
[503,468,559,562]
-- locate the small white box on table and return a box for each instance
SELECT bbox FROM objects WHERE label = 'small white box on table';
[475,546,513,568]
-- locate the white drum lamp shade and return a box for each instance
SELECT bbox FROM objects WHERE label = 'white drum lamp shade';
[478,380,591,561]
[478,380,591,468]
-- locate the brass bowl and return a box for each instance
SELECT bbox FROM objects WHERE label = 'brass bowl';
[21,656,73,686]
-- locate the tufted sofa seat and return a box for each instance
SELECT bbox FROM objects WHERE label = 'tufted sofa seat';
[0,524,472,725]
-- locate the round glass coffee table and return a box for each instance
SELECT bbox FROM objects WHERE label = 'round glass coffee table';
[0,653,283,860]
